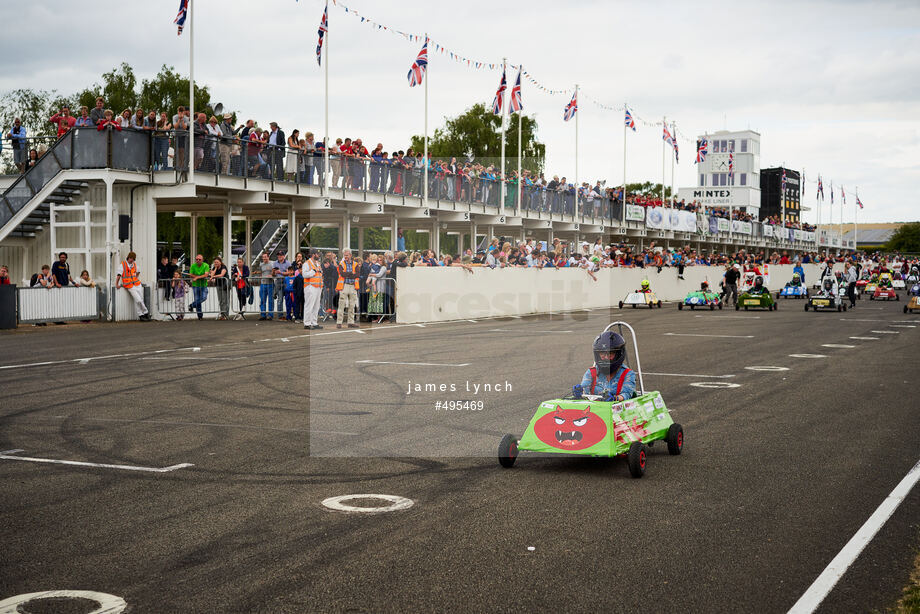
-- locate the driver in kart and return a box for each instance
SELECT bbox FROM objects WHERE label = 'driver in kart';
[700,281,711,293]
[572,332,636,403]
[787,272,803,287]
[748,275,767,295]
[637,279,652,293]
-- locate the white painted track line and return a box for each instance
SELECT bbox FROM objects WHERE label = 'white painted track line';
[787,458,920,614]
[664,332,754,339]
[644,372,735,378]
[356,360,469,367]
[0,450,194,473]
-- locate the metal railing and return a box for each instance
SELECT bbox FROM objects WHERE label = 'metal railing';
[16,285,102,324]
[0,126,831,250]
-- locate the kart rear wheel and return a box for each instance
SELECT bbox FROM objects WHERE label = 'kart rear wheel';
[627,442,647,478]
[657,300,662,308]
[735,304,740,311]
[804,303,809,311]
[618,301,623,309]
[666,423,683,455]
[718,303,723,310]
[773,302,777,311]
[905,305,909,313]
[710,304,715,310]
[648,301,653,309]
[678,303,683,310]
[498,434,518,468]
[842,304,847,311]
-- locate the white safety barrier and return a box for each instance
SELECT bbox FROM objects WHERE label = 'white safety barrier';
[395,264,824,323]
[17,286,100,323]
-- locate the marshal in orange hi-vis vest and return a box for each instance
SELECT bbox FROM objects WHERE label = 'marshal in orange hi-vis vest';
[304,259,323,288]
[337,260,360,290]
[121,260,140,288]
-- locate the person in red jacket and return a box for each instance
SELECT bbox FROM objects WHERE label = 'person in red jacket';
[49,107,77,138]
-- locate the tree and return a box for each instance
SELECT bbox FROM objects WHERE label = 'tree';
[886,222,920,253]
[625,182,673,199]
[0,88,72,139]
[409,103,545,174]
[75,62,138,116]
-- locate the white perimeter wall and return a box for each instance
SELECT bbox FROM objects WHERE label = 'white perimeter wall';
[395,264,825,323]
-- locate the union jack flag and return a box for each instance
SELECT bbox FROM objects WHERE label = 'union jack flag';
[830,180,834,205]
[509,68,523,114]
[316,3,328,66]
[407,38,428,87]
[781,168,786,196]
[491,69,506,116]
[729,152,734,181]
[624,108,636,131]
[674,140,679,164]
[841,186,846,204]
[817,175,824,199]
[563,92,577,122]
[174,0,188,36]
[662,123,674,146]
[695,138,708,164]
[857,195,864,209]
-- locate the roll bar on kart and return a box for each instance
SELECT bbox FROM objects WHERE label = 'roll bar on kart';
[603,321,645,395]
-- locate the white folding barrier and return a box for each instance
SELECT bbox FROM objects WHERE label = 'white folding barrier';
[17,286,100,323]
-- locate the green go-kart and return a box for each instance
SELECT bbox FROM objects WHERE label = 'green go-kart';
[736,290,777,311]
[498,322,683,478]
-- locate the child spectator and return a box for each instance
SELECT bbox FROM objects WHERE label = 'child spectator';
[283,267,296,321]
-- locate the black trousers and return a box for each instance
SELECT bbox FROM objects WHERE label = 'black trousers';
[847,282,857,306]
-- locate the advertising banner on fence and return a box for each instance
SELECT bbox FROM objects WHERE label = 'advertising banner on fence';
[675,210,697,233]
[794,229,803,241]
[718,218,730,232]
[697,214,709,234]
[646,206,669,229]
[804,231,815,243]
[669,209,681,231]
[731,220,752,235]
[763,224,774,238]
[625,205,645,222]
[709,216,720,234]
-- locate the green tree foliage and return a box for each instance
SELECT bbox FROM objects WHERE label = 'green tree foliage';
[409,103,545,174]
[75,63,212,118]
[886,222,920,253]
[0,88,72,139]
[625,181,673,199]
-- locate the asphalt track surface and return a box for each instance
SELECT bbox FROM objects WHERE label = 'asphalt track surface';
[1,297,918,613]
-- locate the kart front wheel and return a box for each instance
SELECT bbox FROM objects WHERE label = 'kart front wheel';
[666,423,683,455]
[657,300,662,308]
[678,303,683,310]
[718,303,723,310]
[735,304,740,311]
[627,442,647,479]
[618,301,624,309]
[905,305,909,313]
[498,434,518,468]
[710,304,715,310]
[804,303,809,311]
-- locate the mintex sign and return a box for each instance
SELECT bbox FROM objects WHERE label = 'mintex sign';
[677,186,759,209]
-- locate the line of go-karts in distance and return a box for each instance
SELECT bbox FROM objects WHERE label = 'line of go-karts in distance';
[615,267,920,314]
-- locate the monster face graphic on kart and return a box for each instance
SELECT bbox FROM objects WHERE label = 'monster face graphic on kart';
[533,405,608,450]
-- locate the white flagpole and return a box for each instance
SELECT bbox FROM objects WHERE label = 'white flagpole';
[574,84,579,220]
[854,186,859,250]
[423,34,428,214]
[516,67,522,217]
[622,103,627,225]
[670,120,676,207]
[188,0,194,183]
[661,116,666,206]
[324,4,330,190]
[500,57,507,215]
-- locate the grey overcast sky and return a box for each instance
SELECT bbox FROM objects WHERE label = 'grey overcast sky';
[3,0,918,222]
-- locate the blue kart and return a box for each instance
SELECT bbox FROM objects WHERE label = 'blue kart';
[777,273,808,299]
[778,284,808,299]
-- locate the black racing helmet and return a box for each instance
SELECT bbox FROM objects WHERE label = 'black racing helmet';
[754,275,764,288]
[823,277,834,291]
[593,331,626,376]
